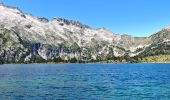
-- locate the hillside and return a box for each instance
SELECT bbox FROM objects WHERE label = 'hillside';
[0,4,170,63]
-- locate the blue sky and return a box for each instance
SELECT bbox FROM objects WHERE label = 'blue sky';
[2,0,170,36]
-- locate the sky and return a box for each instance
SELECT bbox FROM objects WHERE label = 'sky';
[2,0,170,36]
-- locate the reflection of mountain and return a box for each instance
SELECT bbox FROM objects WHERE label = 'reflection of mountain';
[0,4,170,63]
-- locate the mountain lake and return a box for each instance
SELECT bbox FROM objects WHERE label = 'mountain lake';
[0,64,170,100]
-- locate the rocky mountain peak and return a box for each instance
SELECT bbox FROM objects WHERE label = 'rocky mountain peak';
[37,17,49,23]
[52,17,91,29]
[0,3,22,14]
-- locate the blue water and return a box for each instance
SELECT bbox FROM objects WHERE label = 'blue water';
[0,64,170,100]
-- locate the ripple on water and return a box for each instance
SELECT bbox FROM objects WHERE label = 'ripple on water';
[0,64,170,100]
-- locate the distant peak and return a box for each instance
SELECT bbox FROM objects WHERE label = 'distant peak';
[97,27,114,33]
[37,17,49,23]
[97,27,108,31]
[0,3,23,14]
[53,17,91,29]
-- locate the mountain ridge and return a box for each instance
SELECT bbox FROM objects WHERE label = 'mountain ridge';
[0,4,170,63]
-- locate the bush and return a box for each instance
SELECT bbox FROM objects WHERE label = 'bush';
[69,57,77,63]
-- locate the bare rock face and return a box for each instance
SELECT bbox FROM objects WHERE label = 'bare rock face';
[0,4,170,63]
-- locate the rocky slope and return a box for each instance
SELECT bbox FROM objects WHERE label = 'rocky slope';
[0,4,170,63]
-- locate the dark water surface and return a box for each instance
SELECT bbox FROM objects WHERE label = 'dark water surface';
[0,64,170,100]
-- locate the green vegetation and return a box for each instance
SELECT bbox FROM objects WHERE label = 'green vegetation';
[1,55,170,64]
[0,59,4,64]
[139,55,170,63]
[81,55,170,63]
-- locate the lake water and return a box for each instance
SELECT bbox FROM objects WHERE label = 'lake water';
[0,64,170,100]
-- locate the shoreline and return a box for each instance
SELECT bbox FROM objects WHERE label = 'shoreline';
[1,62,170,65]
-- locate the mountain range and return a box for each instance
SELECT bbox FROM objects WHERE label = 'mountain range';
[0,4,170,63]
